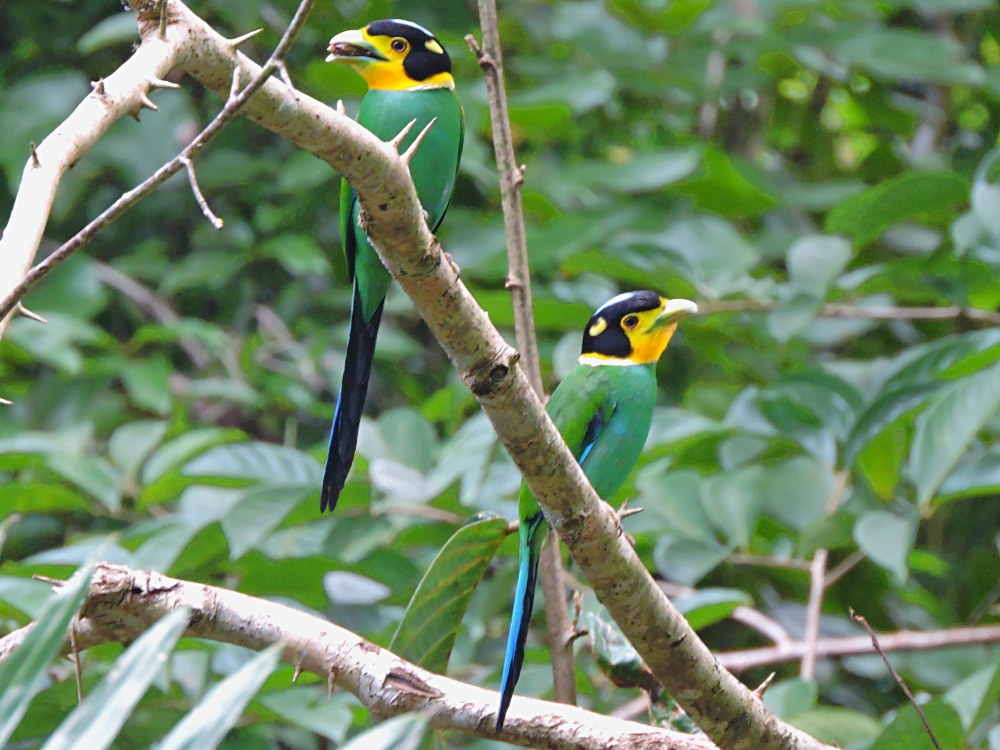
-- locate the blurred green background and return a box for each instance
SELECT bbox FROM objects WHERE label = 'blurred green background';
[5,0,1000,747]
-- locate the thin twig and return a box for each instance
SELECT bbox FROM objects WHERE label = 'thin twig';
[180,156,223,228]
[800,472,848,680]
[824,550,865,588]
[726,552,812,572]
[851,609,942,750]
[799,549,828,681]
[0,0,318,322]
[698,299,1000,325]
[468,0,575,708]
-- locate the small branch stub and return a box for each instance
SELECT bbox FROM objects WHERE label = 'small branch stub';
[181,156,224,229]
[91,78,106,95]
[29,142,40,168]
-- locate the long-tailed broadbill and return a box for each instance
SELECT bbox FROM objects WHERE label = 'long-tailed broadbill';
[321,20,464,512]
[496,291,697,732]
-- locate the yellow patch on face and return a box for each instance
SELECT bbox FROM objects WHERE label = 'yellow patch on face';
[347,28,455,91]
[425,39,444,54]
[588,317,607,337]
[622,301,676,364]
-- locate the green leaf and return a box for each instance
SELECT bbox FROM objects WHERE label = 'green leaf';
[142,429,244,485]
[154,642,281,750]
[586,612,659,692]
[938,442,1000,500]
[183,443,321,486]
[826,172,968,247]
[108,420,169,481]
[700,466,762,548]
[47,455,122,511]
[943,660,1000,732]
[786,235,853,297]
[653,535,731,585]
[257,688,355,743]
[758,457,836,532]
[844,383,942,468]
[836,29,985,86]
[763,678,817,719]
[673,588,752,631]
[339,714,429,750]
[854,510,916,582]
[0,561,95,747]
[119,357,174,415]
[40,607,190,750]
[788,707,882,747]
[221,485,313,559]
[77,13,137,54]
[869,698,964,750]
[908,361,1000,507]
[389,516,507,673]
[0,576,57,619]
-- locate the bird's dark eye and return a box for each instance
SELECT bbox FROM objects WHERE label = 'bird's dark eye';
[391,38,408,53]
[623,315,639,329]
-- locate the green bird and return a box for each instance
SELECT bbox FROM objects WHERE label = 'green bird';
[496,291,697,732]
[322,20,464,512]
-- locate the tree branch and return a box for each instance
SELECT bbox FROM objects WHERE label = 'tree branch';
[0,3,826,747]
[0,0,318,326]
[467,3,576,708]
[0,564,713,750]
[698,300,1000,325]
[718,623,1000,672]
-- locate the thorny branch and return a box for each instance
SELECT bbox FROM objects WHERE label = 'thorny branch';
[0,565,713,750]
[0,0,319,325]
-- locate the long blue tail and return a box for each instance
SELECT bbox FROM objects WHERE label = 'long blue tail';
[321,287,384,513]
[496,513,545,733]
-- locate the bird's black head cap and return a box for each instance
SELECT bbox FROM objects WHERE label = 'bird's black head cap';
[365,19,452,81]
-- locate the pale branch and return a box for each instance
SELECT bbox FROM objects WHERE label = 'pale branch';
[0,0,319,326]
[799,549,828,681]
[717,622,1000,672]
[0,564,713,750]
[800,472,847,681]
[467,0,575,709]
[0,19,187,339]
[823,550,865,589]
[730,607,793,647]
[725,553,812,572]
[0,3,825,747]
[91,261,210,370]
[698,299,1000,325]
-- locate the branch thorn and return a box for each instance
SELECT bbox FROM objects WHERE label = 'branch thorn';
[617,497,644,521]
[336,99,346,116]
[147,76,180,90]
[29,142,40,168]
[138,93,159,112]
[401,117,437,166]
[504,275,523,290]
[753,672,775,698]
[158,0,168,39]
[292,650,306,683]
[512,164,526,186]
[69,618,84,702]
[275,59,293,88]
[327,668,336,700]
[0,397,11,406]
[90,78,106,95]
[226,28,263,50]
[17,303,47,323]
[388,119,418,152]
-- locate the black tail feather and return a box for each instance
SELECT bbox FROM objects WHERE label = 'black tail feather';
[321,289,384,512]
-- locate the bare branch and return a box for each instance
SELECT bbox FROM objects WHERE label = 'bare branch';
[726,552,811,572]
[730,607,793,646]
[851,610,942,750]
[718,622,1000,672]
[698,299,1000,325]
[0,564,713,750]
[799,549,828,681]
[824,550,866,588]
[180,156,224,228]
[0,0,317,325]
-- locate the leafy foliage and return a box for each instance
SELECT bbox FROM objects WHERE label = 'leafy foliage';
[5,0,1000,747]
